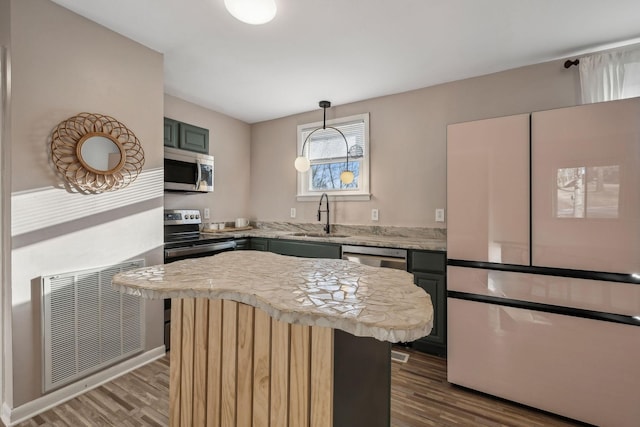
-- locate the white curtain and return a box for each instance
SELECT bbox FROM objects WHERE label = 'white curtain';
[579,46,640,103]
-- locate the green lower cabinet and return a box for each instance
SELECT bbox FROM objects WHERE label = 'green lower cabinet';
[409,250,446,273]
[412,272,446,356]
[249,238,269,251]
[234,239,250,250]
[408,249,447,357]
[268,239,341,259]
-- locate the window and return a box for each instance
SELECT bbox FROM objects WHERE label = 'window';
[296,113,370,200]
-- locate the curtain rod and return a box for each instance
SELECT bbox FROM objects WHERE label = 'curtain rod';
[564,59,579,69]
[564,41,640,69]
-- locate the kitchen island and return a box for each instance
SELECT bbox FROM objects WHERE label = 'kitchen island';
[112,251,433,427]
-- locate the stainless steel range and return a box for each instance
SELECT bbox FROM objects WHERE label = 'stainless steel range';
[163,209,237,349]
[164,209,236,263]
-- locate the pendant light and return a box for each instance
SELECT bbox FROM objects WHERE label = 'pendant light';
[294,101,354,185]
[224,0,277,25]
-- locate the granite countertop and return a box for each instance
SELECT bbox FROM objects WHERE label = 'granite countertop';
[112,251,433,343]
[202,222,447,251]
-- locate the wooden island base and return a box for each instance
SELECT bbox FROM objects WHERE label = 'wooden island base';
[170,298,391,427]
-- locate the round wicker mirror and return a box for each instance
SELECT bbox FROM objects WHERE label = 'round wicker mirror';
[50,113,145,193]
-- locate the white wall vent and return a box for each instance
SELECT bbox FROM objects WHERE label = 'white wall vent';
[42,260,145,392]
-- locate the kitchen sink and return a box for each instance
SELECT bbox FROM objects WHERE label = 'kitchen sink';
[289,232,350,238]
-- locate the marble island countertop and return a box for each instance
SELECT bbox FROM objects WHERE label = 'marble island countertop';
[113,251,433,342]
[203,222,447,251]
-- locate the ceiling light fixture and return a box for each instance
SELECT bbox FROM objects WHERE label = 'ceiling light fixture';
[294,101,355,185]
[224,0,277,25]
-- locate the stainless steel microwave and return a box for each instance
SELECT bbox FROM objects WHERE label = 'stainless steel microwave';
[164,147,214,192]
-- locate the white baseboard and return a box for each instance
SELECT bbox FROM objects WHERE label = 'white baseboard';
[1,345,165,427]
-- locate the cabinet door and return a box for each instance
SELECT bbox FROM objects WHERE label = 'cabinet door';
[179,122,209,153]
[249,238,269,251]
[410,250,445,273]
[531,98,640,273]
[234,239,250,250]
[413,272,445,349]
[447,114,530,264]
[164,117,179,148]
[268,240,341,259]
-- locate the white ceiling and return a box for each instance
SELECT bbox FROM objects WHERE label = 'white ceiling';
[51,0,640,123]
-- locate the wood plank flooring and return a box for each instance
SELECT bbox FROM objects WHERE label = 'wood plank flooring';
[11,347,586,427]
[13,356,170,427]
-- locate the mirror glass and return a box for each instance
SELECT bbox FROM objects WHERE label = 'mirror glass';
[80,135,122,172]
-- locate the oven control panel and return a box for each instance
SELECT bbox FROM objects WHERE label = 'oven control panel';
[164,209,202,225]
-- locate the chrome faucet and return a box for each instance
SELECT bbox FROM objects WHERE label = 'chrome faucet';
[318,193,330,234]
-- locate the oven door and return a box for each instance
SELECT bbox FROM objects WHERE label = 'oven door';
[164,239,236,263]
[164,147,214,193]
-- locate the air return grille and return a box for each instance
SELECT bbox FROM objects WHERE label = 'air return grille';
[42,260,144,392]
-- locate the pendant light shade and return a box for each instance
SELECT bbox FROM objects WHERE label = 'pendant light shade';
[295,101,354,185]
[340,170,355,185]
[224,0,277,25]
[294,156,311,172]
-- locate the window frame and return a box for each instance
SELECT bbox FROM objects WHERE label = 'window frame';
[296,112,370,201]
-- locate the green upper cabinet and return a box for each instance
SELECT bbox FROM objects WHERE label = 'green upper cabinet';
[163,117,180,148]
[180,122,209,153]
[164,117,210,154]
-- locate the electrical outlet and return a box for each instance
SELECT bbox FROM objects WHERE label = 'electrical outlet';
[290,208,296,218]
[204,208,210,219]
[435,208,445,222]
[371,208,379,221]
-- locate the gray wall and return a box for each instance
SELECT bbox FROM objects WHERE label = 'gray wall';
[0,0,11,410]
[7,0,164,407]
[164,94,251,224]
[249,60,581,227]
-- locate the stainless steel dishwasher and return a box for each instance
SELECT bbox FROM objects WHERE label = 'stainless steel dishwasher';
[341,244,407,270]
[342,244,412,359]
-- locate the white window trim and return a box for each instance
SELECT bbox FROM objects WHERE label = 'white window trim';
[296,112,371,201]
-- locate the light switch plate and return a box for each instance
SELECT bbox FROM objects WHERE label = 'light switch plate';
[435,208,445,222]
[371,208,379,221]
[290,208,296,218]
[204,208,210,219]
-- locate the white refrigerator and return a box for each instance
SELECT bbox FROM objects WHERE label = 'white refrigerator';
[446,98,640,427]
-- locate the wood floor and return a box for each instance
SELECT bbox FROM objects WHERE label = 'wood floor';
[13,357,170,427]
[12,347,586,427]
